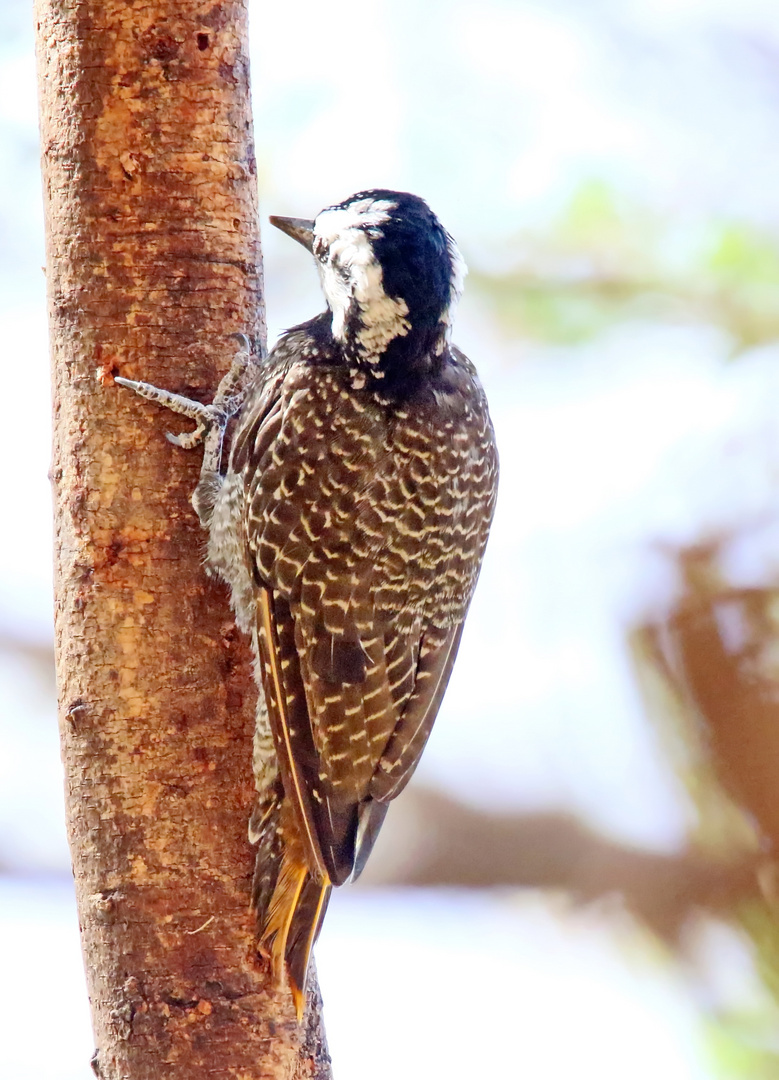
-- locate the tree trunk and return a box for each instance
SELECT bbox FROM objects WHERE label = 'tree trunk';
[35,1,331,1076]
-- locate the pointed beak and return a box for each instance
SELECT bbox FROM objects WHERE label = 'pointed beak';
[269,215,315,253]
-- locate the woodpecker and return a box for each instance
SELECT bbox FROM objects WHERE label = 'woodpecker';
[117,190,499,1018]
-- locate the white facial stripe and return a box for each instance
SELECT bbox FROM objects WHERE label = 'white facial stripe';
[314,198,396,244]
[313,195,460,358]
[315,199,410,352]
[319,258,352,339]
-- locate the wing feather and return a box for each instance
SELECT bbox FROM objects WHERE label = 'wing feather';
[369,623,464,803]
[237,347,495,886]
[255,588,329,882]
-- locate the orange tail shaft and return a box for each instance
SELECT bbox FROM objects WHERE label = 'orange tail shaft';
[255,848,331,1020]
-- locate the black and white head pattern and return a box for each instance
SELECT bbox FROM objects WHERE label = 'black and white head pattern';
[312,190,466,382]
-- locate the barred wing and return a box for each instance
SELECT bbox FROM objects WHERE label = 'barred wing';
[233,347,497,884]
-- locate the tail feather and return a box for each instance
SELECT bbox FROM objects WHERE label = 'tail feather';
[351,799,389,882]
[285,877,332,1014]
[260,853,308,983]
[253,840,330,1020]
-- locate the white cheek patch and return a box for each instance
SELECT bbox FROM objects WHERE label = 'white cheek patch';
[315,199,395,243]
[318,259,352,339]
[315,201,411,357]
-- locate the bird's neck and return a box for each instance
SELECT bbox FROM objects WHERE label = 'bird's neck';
[338,311,449,397]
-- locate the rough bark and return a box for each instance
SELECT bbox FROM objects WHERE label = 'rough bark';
[35,1,331,1077]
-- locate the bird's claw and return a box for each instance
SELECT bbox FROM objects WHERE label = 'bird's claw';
[165,425,207,449]
[115,336,258,492]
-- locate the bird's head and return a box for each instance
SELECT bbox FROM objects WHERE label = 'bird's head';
[270,190,466,393]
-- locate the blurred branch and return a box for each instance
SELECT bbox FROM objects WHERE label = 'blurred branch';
[637,542,779,851]
[631,536,779,1047]
[6,600,766,956]
[471,182,779,352]
[3,595,760,952]
[364,788,761,945]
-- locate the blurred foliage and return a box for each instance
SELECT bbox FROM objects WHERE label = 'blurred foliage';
[705,1010,779,1080]
[470,180,779,353]
[709,907,779,1078]
[633,543,779,1078]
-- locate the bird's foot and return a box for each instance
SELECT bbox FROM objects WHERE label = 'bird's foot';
[113,376,214,447]
[116,334,257,449]
[116,334,259,525]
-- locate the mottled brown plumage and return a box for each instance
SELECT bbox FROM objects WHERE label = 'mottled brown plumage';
[117,189,498,1019]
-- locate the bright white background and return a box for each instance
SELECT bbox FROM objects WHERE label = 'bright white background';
[3,0,779,1075]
